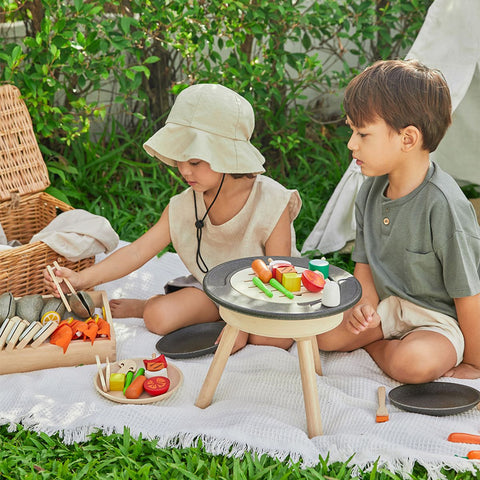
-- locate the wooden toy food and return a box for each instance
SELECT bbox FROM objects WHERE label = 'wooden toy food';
[123,371,134,394]
[109,373,125,391]
[40,311,61,325]
[269,278,295,299]
[49,322,74,353]
[143,376,170,396]
[252,276,273,298]
[0,291,115,375]
[275,265,296,283]
[16,294,44,323]
[301,270,326,293]
[0,292,16,322]
[94,357,183,404]
[69,291,95,319]
[268,260,292,281]
[251,259,272,283]
[40,298,66,320]
[143,354,167,372]
[125,375,146,399]
[282,272,301,292]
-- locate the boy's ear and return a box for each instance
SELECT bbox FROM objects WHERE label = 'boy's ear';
[400,125,422,151]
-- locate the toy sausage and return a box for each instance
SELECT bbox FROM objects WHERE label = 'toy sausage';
[124,374,146,399]
[251,259,272,283]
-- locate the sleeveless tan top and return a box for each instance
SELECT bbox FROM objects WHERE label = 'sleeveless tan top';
[169,175,302,282]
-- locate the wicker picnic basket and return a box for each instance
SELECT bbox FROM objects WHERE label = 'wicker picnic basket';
[0,84,94,296]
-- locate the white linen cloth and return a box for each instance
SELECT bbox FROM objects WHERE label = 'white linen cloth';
[30,209,119,261]
[0,241,479,479]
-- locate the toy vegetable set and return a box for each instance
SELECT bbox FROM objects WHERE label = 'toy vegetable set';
[0,290,116,375]
[94,355,183,405]
[249,257,341,307]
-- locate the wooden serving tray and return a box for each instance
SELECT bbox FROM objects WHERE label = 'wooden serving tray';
[0,290,116,374]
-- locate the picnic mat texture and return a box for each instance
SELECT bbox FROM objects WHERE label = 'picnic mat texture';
[0,241,479,479]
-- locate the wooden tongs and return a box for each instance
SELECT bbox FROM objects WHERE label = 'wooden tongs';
[46,261,78,313]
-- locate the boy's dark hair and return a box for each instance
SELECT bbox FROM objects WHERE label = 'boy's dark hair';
[343,59,452,152]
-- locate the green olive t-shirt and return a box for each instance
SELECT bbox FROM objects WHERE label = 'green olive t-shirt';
[352,161,480,320]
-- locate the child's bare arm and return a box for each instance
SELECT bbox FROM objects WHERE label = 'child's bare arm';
[344,262,381,334]
[445,293,480,379]
[264,206,292,256]
[45,206,172,292]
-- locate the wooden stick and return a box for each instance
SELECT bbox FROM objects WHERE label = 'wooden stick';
[95,355,108,393]
[105,356,111,391]
[46,265,72,312]
[53,261,77,295]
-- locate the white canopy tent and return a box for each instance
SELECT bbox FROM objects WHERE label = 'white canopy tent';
[302,0,480,255]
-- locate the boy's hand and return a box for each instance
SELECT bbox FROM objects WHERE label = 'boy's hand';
[444,362,480,379]
[345,303,381,334]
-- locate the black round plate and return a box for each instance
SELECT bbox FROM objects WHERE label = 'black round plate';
[155,321,226,359]
[388,382,480,416]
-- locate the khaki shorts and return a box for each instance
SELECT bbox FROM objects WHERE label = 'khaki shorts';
[377,296,464,366]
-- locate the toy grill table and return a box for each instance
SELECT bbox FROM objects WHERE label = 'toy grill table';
[195,256,362,438]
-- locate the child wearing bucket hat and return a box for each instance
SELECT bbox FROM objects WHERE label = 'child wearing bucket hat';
[46,84,302,353]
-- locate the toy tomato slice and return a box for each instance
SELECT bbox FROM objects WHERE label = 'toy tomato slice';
[143,354,168,371]
[143,376,170,396]
[301,270,326,292]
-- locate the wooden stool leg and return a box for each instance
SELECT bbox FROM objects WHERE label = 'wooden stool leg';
[296,337,323,437]
[195,324,239,409]
[310,336,322,376]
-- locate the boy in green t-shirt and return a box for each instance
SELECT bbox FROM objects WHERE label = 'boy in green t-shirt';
[316,59,480,383]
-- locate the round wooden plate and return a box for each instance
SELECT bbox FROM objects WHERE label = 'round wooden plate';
[94,358,183,404]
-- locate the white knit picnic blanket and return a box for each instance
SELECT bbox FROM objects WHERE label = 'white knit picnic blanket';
[1,241,479,479]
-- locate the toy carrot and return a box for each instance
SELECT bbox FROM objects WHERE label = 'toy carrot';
[50,323,74,353]
[62,318,89,338]
[96,316,111,339]
[83,318,99,344]
[448,433,480,444]
[125,375,146,399]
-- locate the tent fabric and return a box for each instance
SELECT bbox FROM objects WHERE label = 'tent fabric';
[406,0,480,186]
[302,0,480,255]
[302,160,364,255]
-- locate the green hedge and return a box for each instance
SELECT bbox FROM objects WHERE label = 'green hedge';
[0,0,432,244]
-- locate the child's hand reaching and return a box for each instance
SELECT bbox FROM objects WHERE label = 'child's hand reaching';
[345,303,381,334]
[43,265,82,297]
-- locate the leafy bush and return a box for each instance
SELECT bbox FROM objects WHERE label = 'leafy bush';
[0,0,432,248]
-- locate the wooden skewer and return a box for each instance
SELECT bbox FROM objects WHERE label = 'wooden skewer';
[95,355,108,392]
[105,356,111,391]
[46,265,72,312]
[53,261,77,295]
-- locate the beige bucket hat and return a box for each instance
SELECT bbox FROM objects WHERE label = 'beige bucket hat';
[143,84,265,174]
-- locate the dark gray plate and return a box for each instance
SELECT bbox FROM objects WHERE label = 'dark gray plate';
[389,382,480,416]
[156,321,226,359]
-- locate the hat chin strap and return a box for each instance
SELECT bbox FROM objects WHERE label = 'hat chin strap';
[194,173,226,273]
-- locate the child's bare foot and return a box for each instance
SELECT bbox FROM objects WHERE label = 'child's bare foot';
[109,299,146,318]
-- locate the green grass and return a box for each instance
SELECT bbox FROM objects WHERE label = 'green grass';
[1,425,478,479]
[7,125,475,479]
